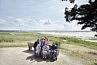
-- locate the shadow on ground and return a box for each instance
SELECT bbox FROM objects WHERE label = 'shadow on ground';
[23,50,56,62]
[26,55,55,62]
[94,63,97,65]
[23,50,34,54]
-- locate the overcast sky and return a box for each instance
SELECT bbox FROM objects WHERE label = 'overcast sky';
[0,0,89,31]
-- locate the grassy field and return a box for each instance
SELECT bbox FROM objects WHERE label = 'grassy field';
[59,37,97,65]
[0,32,97,65]
[0,32,97,50]
[0,32,61,47]
[61,37,97,50]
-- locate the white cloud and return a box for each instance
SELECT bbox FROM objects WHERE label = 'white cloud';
[0,19,7,25]
[0,17,90,31]
[0,17,62,30]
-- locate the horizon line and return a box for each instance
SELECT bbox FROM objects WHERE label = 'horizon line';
[0,29,94,32]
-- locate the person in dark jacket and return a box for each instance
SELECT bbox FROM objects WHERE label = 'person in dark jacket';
[49,44,58,59]
[51,44,57,50]
[33,39,39,55]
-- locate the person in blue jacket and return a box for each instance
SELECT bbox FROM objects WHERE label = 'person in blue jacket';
[49,43,58,58]
[50,44,57,51]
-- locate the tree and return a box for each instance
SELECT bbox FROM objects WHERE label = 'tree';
[62,0,75,3]
[62,0,97,32]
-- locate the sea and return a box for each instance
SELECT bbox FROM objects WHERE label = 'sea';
[38,31,97,38]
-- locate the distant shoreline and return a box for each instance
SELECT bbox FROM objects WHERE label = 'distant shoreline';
[0,30,95,32]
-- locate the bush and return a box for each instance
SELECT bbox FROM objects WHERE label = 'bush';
[53,41,61,47]
[0,36,14,42]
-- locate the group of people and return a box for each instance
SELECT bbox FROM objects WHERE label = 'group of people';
[33,37,57,59]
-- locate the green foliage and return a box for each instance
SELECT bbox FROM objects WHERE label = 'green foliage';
[61,0,75,3]
[0,36,14,42]
[63,0,97,32]
[0,42,27,47]
[62,37,97,50]
[0,32,97,50]
[53,41,61,47]
[0,32,44,43]
[0,32,61,47]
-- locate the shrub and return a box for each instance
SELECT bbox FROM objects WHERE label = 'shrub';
[53,41,61,47]
[0,36,14,42]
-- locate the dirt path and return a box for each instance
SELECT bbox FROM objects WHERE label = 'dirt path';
[0,47,83,65]
[85,40,97,42]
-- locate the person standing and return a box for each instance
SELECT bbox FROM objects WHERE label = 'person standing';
[33,39,39,55]
[44,37,49,45]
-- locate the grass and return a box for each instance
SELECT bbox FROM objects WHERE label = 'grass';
[0,32,97,50]
[0,32,61,47]
[61,37,97,50]
[60,43,97,65]
[89,38,97,40]
[0,32,41,42]
[0,42,27,47]
[59,36,97,65]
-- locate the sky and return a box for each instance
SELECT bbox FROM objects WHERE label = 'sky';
[0,0,89,31]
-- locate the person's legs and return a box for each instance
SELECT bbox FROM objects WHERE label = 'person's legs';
[34,48,36,56]
[45,51,48,58]
[42,51,45,58]
[42,51,47,59]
